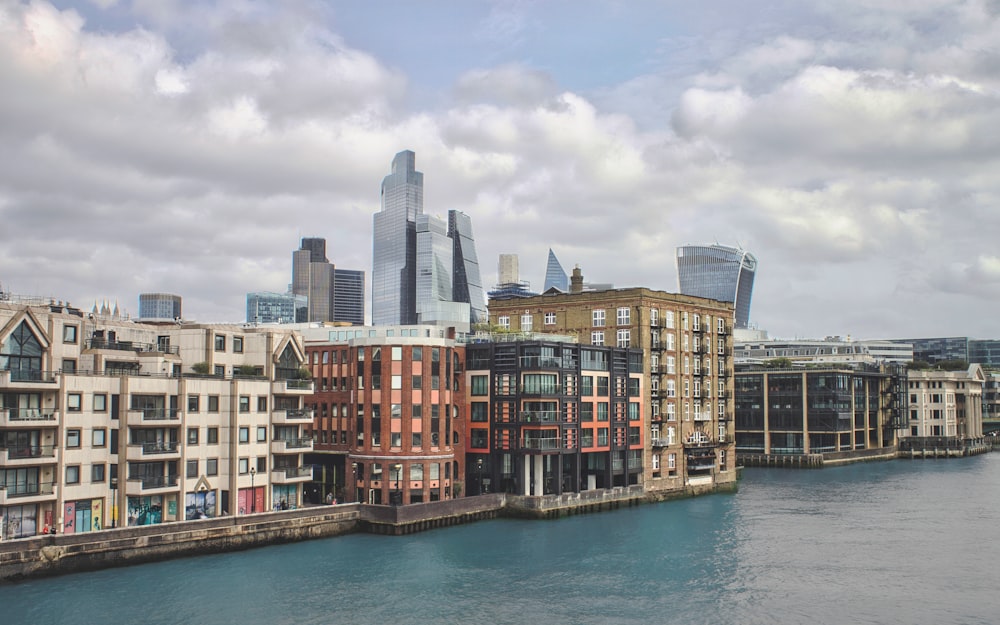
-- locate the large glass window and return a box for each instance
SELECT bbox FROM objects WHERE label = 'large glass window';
[471,375,489,396]
[0,322,43,380]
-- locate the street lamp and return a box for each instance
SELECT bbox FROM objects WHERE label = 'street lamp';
[393,463,403,506]
[249,467,256,513]
[110,477,118,528]
[351,463,358,503]
[476,458,483,495]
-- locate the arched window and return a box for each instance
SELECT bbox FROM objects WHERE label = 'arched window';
[1,322,43,380]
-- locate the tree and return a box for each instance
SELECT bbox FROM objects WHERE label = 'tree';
[191,362,211,375]
[765,357,793,369]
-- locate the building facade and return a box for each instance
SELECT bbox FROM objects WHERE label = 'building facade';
[246,291,307,325]
[733,364,906,457]
[488,285,737,493]
[0,300,313,539]
[543,249,569,292]
[735,337,913,366]
[300,325,464,505]
[291,238,365,324]
[138,293,181,322]
[464,338,645,496]
[676,244,757,329]
[902,365,985,441]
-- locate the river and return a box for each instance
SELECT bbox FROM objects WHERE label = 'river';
[3,454,998,625]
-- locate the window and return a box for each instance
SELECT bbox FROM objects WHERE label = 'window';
[591,331,604,346]
[67,393,82,412]
[185,395,199,413]
[650,309,659,326]
[239,396,250,413]
[214,334,226,351]
[93,394,107,412]
[629,402,640,421]
[412,375,422,389]
[471,375,489,396]
[92,429,106,447]
[207,427,219,444]
[471,403,488,422]
[520,314,533,331]
[597,428,609,446]
[412,432,422,447]
[412,347,422,361]
[498,315,510,330]
[66,465,80,484]
[67,429,81,448]
[208,396,219,412]
[62,359,76,373]
[233,336,244,353]
[668,453,677,470]
[63,325,78,343]
[581,376,594,395]
[214,365,224,377]
[719,449,726,470]
[617,307,630,325]
[257,396,267,412]
[391,346,402,361]
[665,311,675,329]
[597,403,609,421]
[188,428,199,445]
[391,375,402,390]
[652,453,660,470]
[597,377,609,396]
[239,458,249,474]
[239,427,249,443]
[257,427,267,442]
[186,460,199,478]
[206,458,218,476]
[544,312,556,325]
[593,309,605,327]
[617,329,631,348]
[92,463,105,482]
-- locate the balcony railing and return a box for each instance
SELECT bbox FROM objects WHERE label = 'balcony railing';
[1,369,59,384]
[3,445,57,460]
[272,466,312,480]
[275,408,314,421]
[85,338,179,354]
[273,437,314,451]
[522,437,561,450]
[651,437,672,448]
[1,407,58,424]
[131,408,180,421]
[127,475,179,490]
[0,480,56,499]
[519,411,560,423]
[134,441,179,455]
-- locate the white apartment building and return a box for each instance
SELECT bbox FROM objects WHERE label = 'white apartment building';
[0,299,313,539]
[904,365,985,440]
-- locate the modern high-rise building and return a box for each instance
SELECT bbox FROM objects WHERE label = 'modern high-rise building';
[246,292,307,324]
[543,249,569,292]
[676,244,757,329]
[498,254,519,285]
[291,238,365,324]
[138,293,181,321]
[372,151,484,327]
[373,151,422,325]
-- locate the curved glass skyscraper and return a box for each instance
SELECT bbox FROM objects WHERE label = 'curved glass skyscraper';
[676,244,757,329]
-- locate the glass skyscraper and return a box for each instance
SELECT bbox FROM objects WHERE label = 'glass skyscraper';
[373,150,422,325]
[543,249,569,292]
[676,244,757,329]
[291,238,365,324]
[372,151,485,327]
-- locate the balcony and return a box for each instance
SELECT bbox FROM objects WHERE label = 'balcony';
[686,451,717,471]
[518,411,560,424]
[272,408,315,424]
[0,369,60,390]
[521,437,561,451]
[1,445,58,466]
[270,466,312,484]
[125,475,179,496]
[128,441,181,459]
[0,481,57,506]
[127,408,180,427]
[683,435,717,449]
[651,437,672,448]
[272,379,314,394]
[271,437,315,454]
[0,407,59,427]
[85,338,179,355]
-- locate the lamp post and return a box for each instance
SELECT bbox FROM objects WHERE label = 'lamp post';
[110,477,118,528]
[476,458,483,495]
[393,463,403,506]
[351,463,358,503]
[249,467,256,513]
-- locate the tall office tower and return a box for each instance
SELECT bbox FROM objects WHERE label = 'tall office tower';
[498,254,519,285]
[291,238,365,324]
[138,293,181,321]
[416,214,455,318]
[333,269,365,325]
[373,150,422,325]
[676,244,757,329]
[543,248,569,292]
[449,210,486,324]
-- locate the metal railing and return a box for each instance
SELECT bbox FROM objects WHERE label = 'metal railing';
[521,437,561,450]
[2,408,57,422]
[1,369,59,383]
[132,408,180,421]
[519,411,560,423]
[273,466,312,479]
[127,475,179,489]
[4,445,56,460]
[0,480,56,497]
[136,442,179,454]
[85,338,179,354]
[278,437,314,449]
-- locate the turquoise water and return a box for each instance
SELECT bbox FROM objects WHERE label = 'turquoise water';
[4,455,999,625]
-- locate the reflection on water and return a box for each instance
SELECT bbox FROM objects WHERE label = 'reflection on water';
[3,455,999,625]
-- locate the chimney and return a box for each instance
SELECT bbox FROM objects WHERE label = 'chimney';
[571,265,584,294]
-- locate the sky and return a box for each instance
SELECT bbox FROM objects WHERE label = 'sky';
[1,0,999,340]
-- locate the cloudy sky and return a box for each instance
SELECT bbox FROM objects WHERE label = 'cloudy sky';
[1,0,998,340]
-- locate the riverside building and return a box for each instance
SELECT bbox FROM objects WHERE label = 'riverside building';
[0,297,313,539]
[901,365,985,446]
[733,363,907,461]
[299,325,464,505]
[487,270,737,493]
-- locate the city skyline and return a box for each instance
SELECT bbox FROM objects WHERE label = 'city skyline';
[1,1,999,339]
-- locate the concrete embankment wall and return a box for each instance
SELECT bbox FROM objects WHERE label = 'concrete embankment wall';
[0,483,741,583]
[739,446,899,468]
